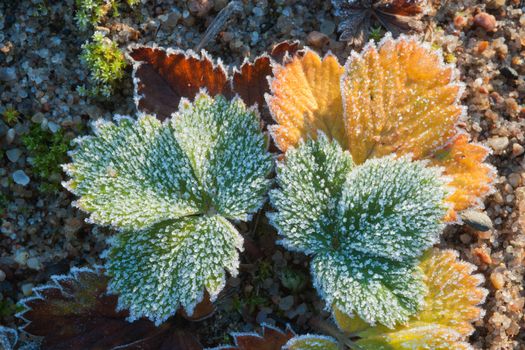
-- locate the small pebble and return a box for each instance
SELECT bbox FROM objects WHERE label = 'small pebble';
[255,310,268,323]
[0,67,16,81]
[490,272,505,290]
[6,148,21,163]
[512,143,524,157]
[279,295,294,311]
[27,257,42,271]
[21,283,34,296]
[500,66,519,80]
[486,136,509,154]
[487,0,506,9]
[508,173,521,188]
[454,15,468,29]
[474,12,497,32]
[48,121,60,133]
[320,20,336,36]
[12,170,30,186]
[188,0,214,17]
[6,128,15,144]
[307,31,330,48]
[162,9,182,30]
[14,250,29,266]
[461,210,493,231]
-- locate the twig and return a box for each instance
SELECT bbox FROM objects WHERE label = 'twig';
[195,1,243,51]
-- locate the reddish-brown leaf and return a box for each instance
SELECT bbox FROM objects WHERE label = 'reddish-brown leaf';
[269,41,302,64]
[232,56,273,125]
[217,324,295,350]
[129,47,230,121]
[129,41,302,124]
[232,41,302,127]
[18,266,204,350]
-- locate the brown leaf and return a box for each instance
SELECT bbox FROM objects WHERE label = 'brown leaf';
[18,266,204,350]
[232,56,273,125]
[379,0,426,16]
[129,47,230,121]
[129,41,302,124]
[232,41,302,127]
[219,324,295,350]
[269,41,302,64]
[179,292,216,322]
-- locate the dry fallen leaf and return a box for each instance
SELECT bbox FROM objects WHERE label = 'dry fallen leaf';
[332,0,429,44]
[17,266,205,350]
[129,41,301,124]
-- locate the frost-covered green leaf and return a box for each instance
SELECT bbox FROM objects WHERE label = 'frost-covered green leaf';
[105,215,243,325]
[284,335,339,350]
[337,155,447,262]
[312,251,426,329]
[173,95,272,220]
[64,93,272,324]
[64,114,204,230]
[269,134,353,254]
[269,137,447,327]
[0,327,17,350]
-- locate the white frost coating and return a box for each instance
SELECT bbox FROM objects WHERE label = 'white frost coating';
[172,92,273,220]
[63,93,272,325]
[0,327,18,350]
[269,137,447,327]
[106,215,244,326]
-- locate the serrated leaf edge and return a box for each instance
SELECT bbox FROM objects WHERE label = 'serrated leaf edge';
[283,334,338,349]
[15,265,105,334]
[127,43,303,118]
[207,323,296,350]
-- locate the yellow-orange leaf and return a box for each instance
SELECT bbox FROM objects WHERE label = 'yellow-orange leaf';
[429,134,495,218]
[267,50,345,152]
[334,249,487,349]
[342,37,463,165]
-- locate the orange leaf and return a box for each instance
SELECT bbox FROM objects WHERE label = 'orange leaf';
[267,50,345,152]
[342,36,463,164]
[429,134,495,217]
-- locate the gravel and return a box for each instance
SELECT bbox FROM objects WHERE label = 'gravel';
[11,170,30,186]
[0,0,524,348]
